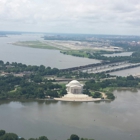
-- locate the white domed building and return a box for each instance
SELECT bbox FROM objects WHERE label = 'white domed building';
[66,80,83,95]
[54,80,100,102]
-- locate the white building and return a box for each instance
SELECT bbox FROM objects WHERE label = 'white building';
[66,80,83,94]
[63,80,89,99]
[54,80,101,102]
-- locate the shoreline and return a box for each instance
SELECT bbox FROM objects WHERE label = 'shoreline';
[0,97,111,102]
[54,97,101,102]
[0,88,138,102]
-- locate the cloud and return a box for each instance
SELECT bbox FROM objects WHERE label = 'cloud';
[0,0,140,34]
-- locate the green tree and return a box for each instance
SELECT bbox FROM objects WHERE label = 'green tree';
[60,88,67,96]
[70,134,79,140]
[93,92,101,98]
[83,89,91,96]
[126,75,134,80]
[39,136,48,140]
[0,130,5,136]
[0,133,18,140]
[0,60,4,65]
[33,75,42,83]
[19,138,25,140]
[106,92,115,100]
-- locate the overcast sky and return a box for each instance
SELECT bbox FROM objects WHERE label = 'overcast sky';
[0,0,140,35]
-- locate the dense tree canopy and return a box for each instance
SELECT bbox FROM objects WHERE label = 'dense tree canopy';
[0,130,94,140]
[70,134,79,140]
[0,74,63,99]
[0,133,18,140]
[92,92,101,98]
[0,130,5,137]
[84,75,139,91]
[0,60,140,100]
[38,136,48,140]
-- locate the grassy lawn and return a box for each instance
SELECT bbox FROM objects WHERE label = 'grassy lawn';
[61,50,90,58]
[101,87,116,92]
[13,41,59,50]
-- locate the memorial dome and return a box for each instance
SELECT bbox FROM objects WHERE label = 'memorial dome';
[66,80,83,94]
[68,80,81,86]
[54,79,95,102]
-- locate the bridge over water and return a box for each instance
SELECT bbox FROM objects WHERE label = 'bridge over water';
[85,63,140,74]
[60,61,140,74]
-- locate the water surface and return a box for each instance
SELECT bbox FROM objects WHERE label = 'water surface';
[0,35,100,69]
[110,66,140,77]
[103,52,133,57]
[0,90,140,140]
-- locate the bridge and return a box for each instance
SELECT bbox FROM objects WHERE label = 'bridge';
[60,61,140,74]
[60,61,128,72]
[85,63,140,74]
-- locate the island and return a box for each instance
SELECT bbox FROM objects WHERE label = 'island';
[0,60,140,101]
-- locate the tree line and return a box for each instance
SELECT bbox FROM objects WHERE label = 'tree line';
[0,60,59,75]
[0,60,113,100]
[84,75,140,100]
[1,60,140,100]
[0,60,113,79]
[61,48,140,63]
[0,74,67,100]
[0,130,94,140]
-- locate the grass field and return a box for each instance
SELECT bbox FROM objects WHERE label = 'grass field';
[13,41,59,50]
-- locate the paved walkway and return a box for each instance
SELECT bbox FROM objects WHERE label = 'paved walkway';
[54,97,101,102]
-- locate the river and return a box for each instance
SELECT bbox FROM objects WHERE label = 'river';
[0,34,140,140]
[0,90,140,140]
[0,34,100,69]
[109,66,140,77]
[0,34,140,75]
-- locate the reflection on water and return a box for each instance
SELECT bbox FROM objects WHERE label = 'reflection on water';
[60,101,83,106]
[8,102,24,109]
[44,100,58,105]
[0,90,140,140]
[0,100,11,105]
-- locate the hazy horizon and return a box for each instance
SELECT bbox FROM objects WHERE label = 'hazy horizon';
[0,0,140,35]
[0,30,140,36]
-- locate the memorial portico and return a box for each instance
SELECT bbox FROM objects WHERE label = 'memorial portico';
[66,80,83,94]
[54,80,101,102]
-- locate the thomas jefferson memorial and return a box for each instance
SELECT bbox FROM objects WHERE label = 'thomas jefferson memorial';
[64,80,88,98]
[54,80,99,102]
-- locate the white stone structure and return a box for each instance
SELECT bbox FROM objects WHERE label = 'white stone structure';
[66,80,83,94]
[63,80,89,99]
[54,80,100,101]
